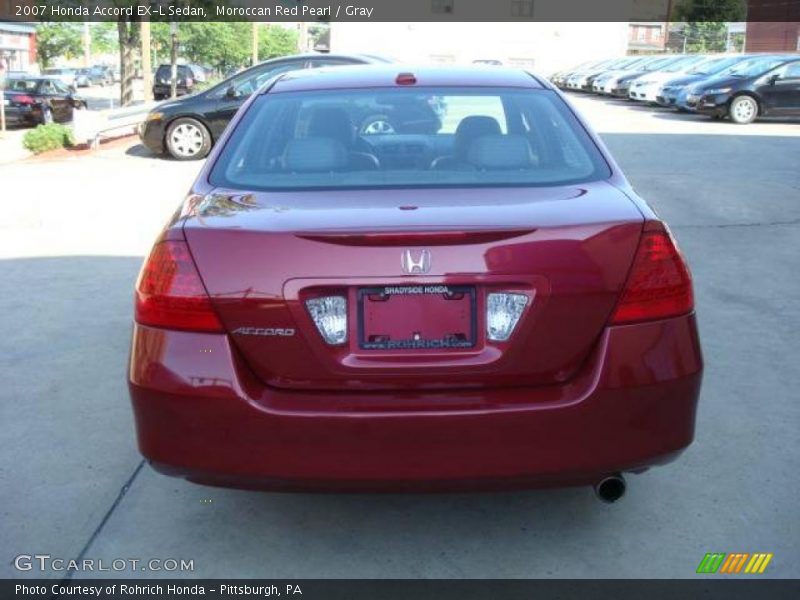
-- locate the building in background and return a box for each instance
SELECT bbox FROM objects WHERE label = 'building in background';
[330,23,629,74]
[0,21,36,72]
[745,21,800,52]
[628,22,667,53]
[745,0,800,51]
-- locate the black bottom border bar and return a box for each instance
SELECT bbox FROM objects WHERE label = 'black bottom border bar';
[3,579,799,600]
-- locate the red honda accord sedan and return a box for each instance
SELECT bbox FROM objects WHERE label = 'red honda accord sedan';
[128,66,702,501]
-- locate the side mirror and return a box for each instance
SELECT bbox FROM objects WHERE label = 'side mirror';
[225,86,239,99]
[768,73,781,85]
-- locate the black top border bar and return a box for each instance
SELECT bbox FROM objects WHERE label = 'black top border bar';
[1,0,799,23]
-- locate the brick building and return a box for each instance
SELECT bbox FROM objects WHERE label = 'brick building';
[0,21,36,72]
[628,22,667,53]
[745,0,800,52]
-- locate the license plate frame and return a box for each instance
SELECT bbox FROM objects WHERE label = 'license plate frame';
[357,284,477,351]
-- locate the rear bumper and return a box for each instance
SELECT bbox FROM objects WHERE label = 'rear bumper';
[4,105,41,126]
[153,84,191,98]
[128,314,703,491]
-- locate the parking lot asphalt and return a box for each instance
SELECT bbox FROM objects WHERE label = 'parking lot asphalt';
[1,96,798,579]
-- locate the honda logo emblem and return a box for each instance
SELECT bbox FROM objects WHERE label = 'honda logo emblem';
[401,249,431,275]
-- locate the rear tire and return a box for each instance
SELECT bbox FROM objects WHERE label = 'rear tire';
[729,95,758,124]
[165,117,212,160]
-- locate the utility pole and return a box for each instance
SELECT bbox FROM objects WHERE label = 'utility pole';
[0,54,6,135]
[83,23,91,67]
[298,22,308,53]
[170,22,178,99]
[141,17,153,102]
[664,0,673,48]
[0,73,6,137]
[252,22,259,66]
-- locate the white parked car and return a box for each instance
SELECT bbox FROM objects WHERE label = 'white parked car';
[628,55,711,103]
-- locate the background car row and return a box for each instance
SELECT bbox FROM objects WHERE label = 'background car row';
[550,53,800,124]
[39,65,115,90]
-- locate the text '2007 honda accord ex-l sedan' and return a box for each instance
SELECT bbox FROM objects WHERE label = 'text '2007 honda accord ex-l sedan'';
[128,65,702,502]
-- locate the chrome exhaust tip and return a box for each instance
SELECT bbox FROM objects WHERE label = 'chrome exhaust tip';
[594,474,626,503]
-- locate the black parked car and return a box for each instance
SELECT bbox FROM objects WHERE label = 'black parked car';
[140,53,392,160]
[689,55,800,124]
[152,64,207,100]
[2,77,86,126]
[655,55,751,109]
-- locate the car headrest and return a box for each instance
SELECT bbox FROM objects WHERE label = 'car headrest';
[307,107,355,147]
[467,135,535,170]
[454,116,502,160]
[283,138,348,172]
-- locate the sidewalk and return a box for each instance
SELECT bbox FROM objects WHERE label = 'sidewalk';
[0,128,32,164]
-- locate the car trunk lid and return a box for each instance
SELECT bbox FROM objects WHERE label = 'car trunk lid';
[183,182,643,391]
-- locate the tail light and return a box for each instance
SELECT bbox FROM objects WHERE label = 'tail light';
[135,240,223,332]
[305,296,348,345]
[486,292,528,341]
[14,95,35,105]
[610,221,694,324]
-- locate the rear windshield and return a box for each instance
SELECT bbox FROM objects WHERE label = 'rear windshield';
[156,65,190,78]
[209,87,611,191]
[7,79,40,92]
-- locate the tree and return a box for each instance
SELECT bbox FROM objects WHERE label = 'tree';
[308,23,330,51]
[112,16,297,105]
[36,23,83,69]
[168,23,299,75]
[258,25,299,60]
[672,0,746,22]
[180,22,251,74]
[680,22,728,53]
[91,23,119,56]
[117,19,140,106]
[150,22,173,65]
[671,0,746,54]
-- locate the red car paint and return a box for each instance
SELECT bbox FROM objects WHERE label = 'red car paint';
[128,66,702,492]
